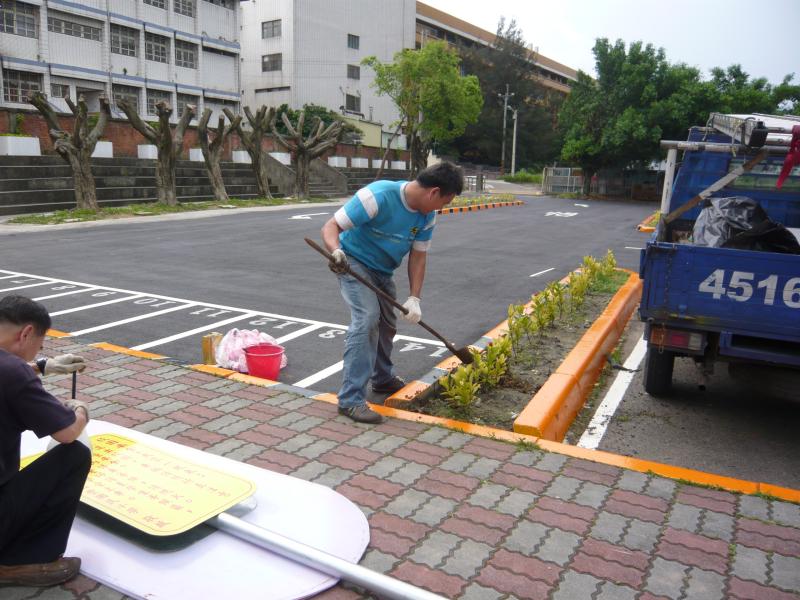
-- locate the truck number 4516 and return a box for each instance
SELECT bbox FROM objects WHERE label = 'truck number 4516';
[698,269,800,308]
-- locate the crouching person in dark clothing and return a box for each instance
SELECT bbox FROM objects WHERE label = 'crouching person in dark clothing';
[0,296,91,587]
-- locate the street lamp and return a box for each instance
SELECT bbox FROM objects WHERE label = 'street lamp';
[507,105,519,176]
[498,85,514,174]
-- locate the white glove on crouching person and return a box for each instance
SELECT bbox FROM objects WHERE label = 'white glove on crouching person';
[329,248,349,274]
[41,354,87,376]
[64,399,90,422]
[401,296,422,323]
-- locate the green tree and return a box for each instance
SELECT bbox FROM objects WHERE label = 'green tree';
[446,18,561,169]
[363,41,483,176]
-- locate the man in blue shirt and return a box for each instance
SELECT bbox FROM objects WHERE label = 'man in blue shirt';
[321,162,464,423]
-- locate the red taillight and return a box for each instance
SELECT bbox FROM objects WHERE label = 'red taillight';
[650,328,704,352]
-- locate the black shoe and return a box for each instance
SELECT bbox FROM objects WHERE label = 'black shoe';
[371,376,407,395]
[0,556,81,587]
[338,404,384,424]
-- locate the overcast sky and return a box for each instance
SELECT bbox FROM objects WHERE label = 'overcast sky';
[422,0,798,85]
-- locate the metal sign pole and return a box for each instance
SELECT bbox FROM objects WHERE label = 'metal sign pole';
[209,512,446,600]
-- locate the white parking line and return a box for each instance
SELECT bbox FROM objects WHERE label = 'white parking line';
[577,336,647,450]
[293,361,344,388]
[275,323,326,344]
[34,287,98,301]
[0,274,19,280]
[69,303,195,337]
[0,280,55,293]
[530,267,555,278]
[131,313,258,351]
[625,246,644,251]
[50,295,144,316]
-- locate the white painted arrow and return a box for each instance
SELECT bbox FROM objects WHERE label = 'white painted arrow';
[289,212,329,220]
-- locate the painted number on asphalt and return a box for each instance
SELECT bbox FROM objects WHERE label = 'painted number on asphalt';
[698,269,800,308]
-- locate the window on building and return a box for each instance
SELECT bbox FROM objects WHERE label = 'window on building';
[175,40,198,69]
[347,65,360,80]
[261,19,281,39]
[347,33,359,50]
[145,33,169,63]
[111,24,138,57]
[261,53,282,72]
[2,68,41,103]
[48,15,102,41]
[50,83,70,100]
[146,89,172,115]
[174,0,196,17]
[202,0,232,7]
[176,93,198,117]
[345,94,361,113]
[143,0,166,8]
[1,0,37,38]
[112,84,140,111]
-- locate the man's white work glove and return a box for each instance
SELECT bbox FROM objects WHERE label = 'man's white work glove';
[329,248,349,274]
[401,296,422,324]
[64,399,90,422]
[43,354,87,376]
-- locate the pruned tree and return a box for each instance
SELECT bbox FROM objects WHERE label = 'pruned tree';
[197,108,241,202]
[28,91,110,210]
[271,110,342,198]
[118,99,194,206]
[225,105,274,199]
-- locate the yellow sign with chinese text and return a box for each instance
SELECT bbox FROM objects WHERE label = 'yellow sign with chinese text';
[23,434,256,536]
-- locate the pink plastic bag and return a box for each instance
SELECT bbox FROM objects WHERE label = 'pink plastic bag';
[215,328,288,373]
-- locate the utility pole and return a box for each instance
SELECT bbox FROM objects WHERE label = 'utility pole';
[510,106,518,176]
[498,84,514,174]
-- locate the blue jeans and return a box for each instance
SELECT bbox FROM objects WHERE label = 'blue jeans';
[337,258,398,409]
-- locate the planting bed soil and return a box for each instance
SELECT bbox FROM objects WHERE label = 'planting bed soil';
[404,270,629,431]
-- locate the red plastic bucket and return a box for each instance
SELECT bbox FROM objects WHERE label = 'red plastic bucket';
[244,343,284,380]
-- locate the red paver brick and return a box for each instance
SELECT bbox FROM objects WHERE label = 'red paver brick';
[320,451,374,472]
[310,585,363,600]
[440,516,506,545]
[102,413,139,428]
[308,425,356,443]
[427,468,481,491]
[298,402,338,419]
[336,445,382,463]
[369,528,418,557]
[318,419,364,436]
[738,517,800,543]
[370,513,430,541]
[183,404,225,419]
[231,388,274,401]
[237,429,283,448]
[185,387,218,400]
[115,407,156,423]
[462,438,516,460]
[181,428,226,445]
[235,403,284,419]
[728,577,800,600]
[563,464,617,486]
[476,565,551,600]
[571,552,644,587]
[114,377,151,389]
[131,373,162,384]
[402,440,453,458]
[639,593,673,600]
[499,462,555,483]
[537,497,597,522]
[611,490,670,512]
[337,482,391,510]
[256,449,307,470]
[489,549,561,584]
[102,393,145,407]
[580,537,650,570]
[413,476,472,502]
[348,473,405,497]
[604,498,667,524]
[230,406,278,421]
[661,527,729,556]
[456,504,517,531]
[166,433,210,450]
[528,507,590,536]
[491,471,549,495]
[246,457,293,474]
[374,419,426,437]
[391,562,467,597]
[395,445,445,467]
[124,388,159,402]
[676,490,736,514]
[253,422,297,441]
[679,484,738,504]
[656,540,727,574]
[165,410,208,427]
[568,458,622,477]
[736,529,800,556]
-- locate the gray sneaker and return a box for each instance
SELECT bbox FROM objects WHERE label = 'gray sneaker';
[338,404,384,424]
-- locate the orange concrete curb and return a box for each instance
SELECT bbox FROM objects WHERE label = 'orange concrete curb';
[90,342,166,360]
[46,329,71,338]
[437,200,524,215]
[637,211,658,232]
[514,271,642,441]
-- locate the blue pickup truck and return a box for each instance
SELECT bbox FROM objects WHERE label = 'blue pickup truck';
[639,113,800,395]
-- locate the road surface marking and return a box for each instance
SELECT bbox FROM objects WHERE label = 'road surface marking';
[577,336,647,450]
[530,268,555,278]
[131,313,258,350]
[275,323,326,344]
[625,246,644,250]
[293,361,344,388]
[0,280,55,293]
[289,212,329,220]
[49,295,144,316]
[69,304,196,337]
[34,287,99,301]
[575,203,589,207]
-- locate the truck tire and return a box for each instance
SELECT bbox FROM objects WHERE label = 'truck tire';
[643,347,674,396]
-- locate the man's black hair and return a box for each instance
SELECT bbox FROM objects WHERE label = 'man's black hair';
[416,161,464,196]
[0,295,51,336]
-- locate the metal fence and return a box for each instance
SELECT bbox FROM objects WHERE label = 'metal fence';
[463,174,485,193]
[542,167,583,194]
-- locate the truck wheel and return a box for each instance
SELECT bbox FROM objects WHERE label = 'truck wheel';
[643,347,674,396]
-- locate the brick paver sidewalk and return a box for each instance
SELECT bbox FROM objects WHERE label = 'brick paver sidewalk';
[5,337,799,600]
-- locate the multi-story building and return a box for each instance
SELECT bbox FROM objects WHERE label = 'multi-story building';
[0,0,241,121]
[239,1,577,142]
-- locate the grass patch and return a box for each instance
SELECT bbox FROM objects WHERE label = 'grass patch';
[6,196,332,225]
[501,169,542,184]
[448,193,517,207]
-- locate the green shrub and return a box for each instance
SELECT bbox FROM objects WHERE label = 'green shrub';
[501,169,542,184]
